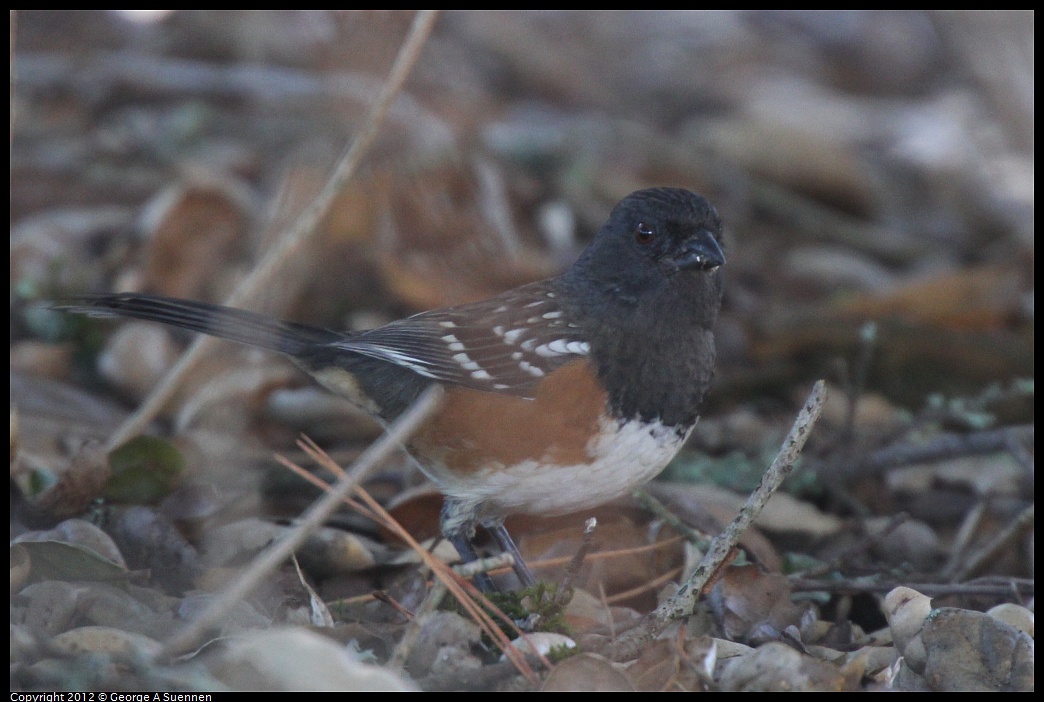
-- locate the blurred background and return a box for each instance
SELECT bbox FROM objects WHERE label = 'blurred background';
[11,10,1032,405]
[9,10,1034,619]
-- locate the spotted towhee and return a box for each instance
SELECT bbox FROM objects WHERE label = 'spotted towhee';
[55,187,725,589]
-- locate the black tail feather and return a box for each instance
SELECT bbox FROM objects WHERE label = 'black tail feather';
[52,293,344,358]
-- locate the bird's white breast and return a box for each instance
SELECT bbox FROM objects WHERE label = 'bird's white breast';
[436,416,692,526]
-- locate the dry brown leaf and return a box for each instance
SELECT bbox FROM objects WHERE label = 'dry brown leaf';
[21,445,112,523]
[837,265,1027,331]
[13,519,126,568]
[294,526,378,578]
[9,372,131,460]
[626,636,717,692]
[561,587,617,632]
[706,565,804,644]
[138,175,252,300]
[370,163,556,310]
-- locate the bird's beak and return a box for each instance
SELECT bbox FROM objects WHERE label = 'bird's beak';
[664,229,725,272]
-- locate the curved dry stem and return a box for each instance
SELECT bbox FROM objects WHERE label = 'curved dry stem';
[157,384,442,660]
[107,10,442,450]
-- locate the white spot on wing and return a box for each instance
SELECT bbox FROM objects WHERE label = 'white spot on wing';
[532,339,590,357]
[518,361,545,377]
[452,352,482,372]
[503,328,525,345]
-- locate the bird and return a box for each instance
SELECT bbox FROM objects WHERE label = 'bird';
[54,187,726,590]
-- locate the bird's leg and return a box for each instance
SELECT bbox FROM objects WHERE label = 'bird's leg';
[488,522,536,588]
[447,532,497,593]
[441,501,496,592]
[440,501,537,590]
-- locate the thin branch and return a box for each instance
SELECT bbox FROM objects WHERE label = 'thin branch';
[605,566,684,605]
[106,10,441,450]
[789,577,1034,599]
[651,380,826,626]
[525,536,684,575]
[632,488,711,547]
[558,517,598,598]
[941,499,989,581]
[841,321,878,452]
[845,424,1033,481]
[606,381,827,663]
[954,504,1034,582]
[156,385,443,660]
[796,512,910,580]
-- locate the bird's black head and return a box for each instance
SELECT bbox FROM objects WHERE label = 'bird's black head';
[564,187,725,305]
[556,188,725,426]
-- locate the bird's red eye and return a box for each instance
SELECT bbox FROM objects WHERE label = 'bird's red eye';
[635,222,655,244]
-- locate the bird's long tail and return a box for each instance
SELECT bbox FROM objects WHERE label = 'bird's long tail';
[51,293,344,357]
